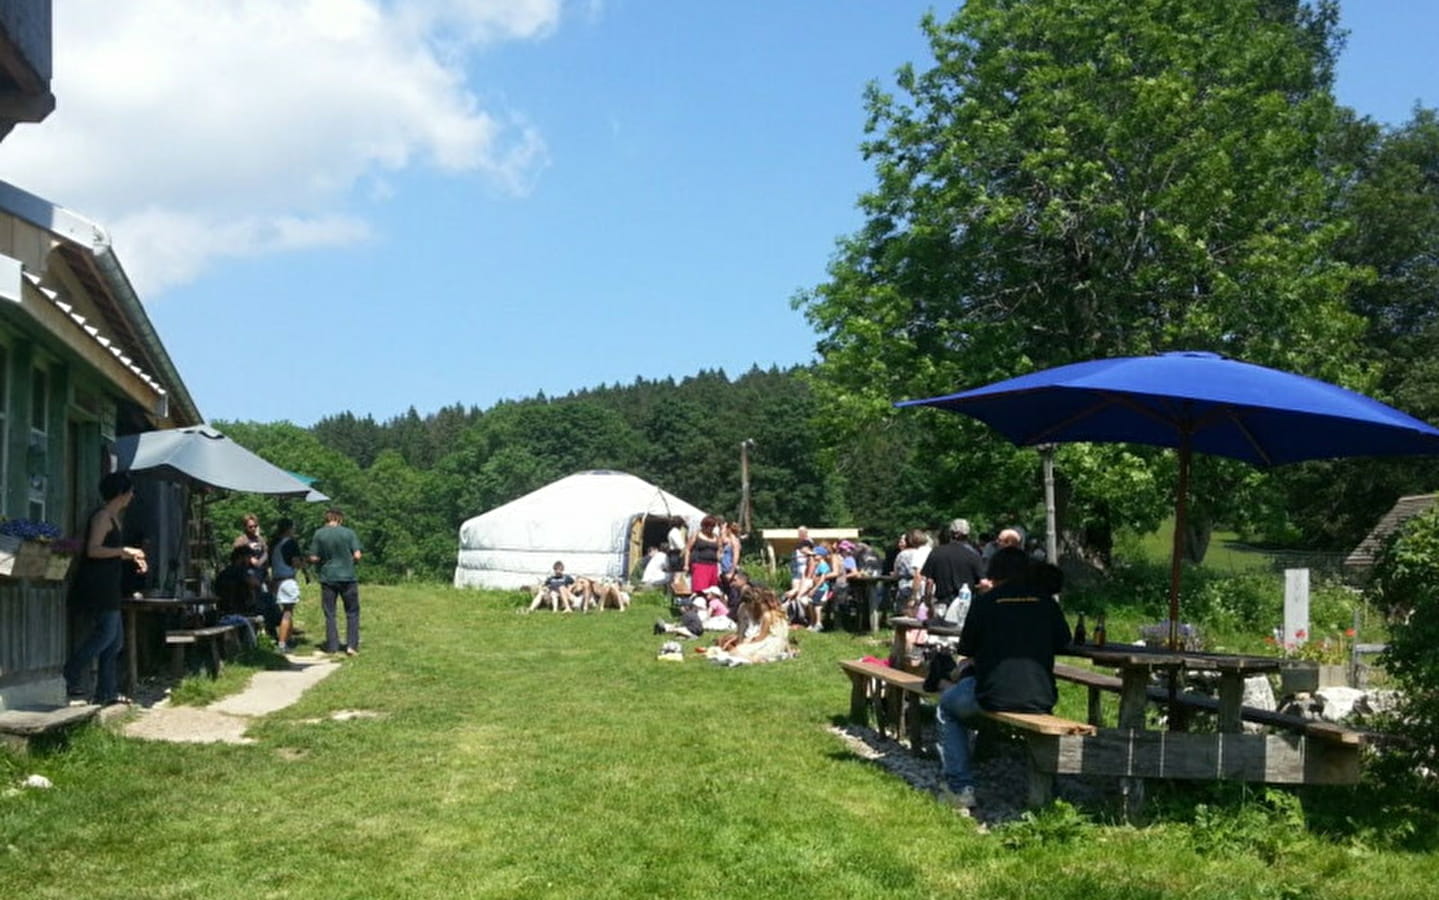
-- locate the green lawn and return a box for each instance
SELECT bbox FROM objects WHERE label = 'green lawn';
[1131,521,1273,573]
[2,584,1434,898]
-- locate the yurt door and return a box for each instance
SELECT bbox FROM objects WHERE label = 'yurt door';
[626,515,645,581]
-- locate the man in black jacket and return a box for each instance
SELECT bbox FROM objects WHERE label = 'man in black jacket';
[933,547,1070,813]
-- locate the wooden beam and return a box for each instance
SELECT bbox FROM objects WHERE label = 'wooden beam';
[1028,730,1361,785]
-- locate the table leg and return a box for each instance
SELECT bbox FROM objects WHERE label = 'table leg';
[1117,668,1149,820]
[889,622,909,668]
[123,609,138,696]
[1217,671,1244,733]
[1117,670,1149,729]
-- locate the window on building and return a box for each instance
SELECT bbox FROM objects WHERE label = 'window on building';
[0,345,8,515]
[29,365,48,521]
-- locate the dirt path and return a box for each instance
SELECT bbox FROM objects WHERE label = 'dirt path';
[119,653,341,744]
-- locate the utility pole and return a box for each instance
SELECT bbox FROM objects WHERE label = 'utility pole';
[739,438,755,537]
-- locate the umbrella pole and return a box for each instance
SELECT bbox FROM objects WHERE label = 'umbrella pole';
[1168,442,1192,650]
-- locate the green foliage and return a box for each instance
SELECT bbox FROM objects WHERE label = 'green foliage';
[1188,788,1311,864]
[1365,507,1439,796]
[1067,556,1360,639]
[996,800,1094,849]
[797,0,1371,562]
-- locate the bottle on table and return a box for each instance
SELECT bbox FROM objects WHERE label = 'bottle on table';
[1072,612,1087,646]
[953,582,972,626]
[1094,613,1107,647]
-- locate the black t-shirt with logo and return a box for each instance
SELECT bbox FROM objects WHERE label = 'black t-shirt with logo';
[957,581,1071,713]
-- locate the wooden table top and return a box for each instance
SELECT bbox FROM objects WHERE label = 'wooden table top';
[121,596,213,609]
[1066,642,1284,673]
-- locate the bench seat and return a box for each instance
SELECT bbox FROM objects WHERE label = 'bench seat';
[0,705,101,754]
[165,624,241,679]
[838,658,1096,806]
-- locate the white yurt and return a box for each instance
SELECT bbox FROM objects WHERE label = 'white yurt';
[453,470,707,589]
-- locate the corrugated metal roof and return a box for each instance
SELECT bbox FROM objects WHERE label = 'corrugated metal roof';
[1345,493,1438,568]
[23,269,168,401]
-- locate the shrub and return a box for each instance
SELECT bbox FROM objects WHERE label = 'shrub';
[1364,507,1439,800]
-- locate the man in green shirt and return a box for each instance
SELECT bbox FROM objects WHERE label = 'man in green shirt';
[308,508,364,656]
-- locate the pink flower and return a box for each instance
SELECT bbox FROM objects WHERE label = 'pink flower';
[1295,629,1307,639]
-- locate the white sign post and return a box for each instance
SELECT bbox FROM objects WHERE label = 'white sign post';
[1283,568,1310,649]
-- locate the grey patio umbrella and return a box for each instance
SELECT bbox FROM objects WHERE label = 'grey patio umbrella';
[112,425,328,500]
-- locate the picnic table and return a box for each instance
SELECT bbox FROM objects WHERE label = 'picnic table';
[1054,642,1361,805]
[1066,643,1282,733]
[842,573,898,633]
[878,617,1364,810]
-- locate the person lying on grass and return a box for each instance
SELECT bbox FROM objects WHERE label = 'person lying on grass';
[654,596,706,638]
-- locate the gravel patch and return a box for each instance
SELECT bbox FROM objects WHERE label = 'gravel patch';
[828,723,1115,828]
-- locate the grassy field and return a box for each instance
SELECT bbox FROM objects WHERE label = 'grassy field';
[2,583,1435,899]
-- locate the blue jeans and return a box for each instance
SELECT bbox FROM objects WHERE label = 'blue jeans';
[937,676,981,792]
[64,609,123,702]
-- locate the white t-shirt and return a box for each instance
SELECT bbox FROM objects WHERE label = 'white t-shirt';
[641,552,669,585]
[275,577,301,606]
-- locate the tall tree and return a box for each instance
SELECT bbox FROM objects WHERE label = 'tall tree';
[798,0,1365,561]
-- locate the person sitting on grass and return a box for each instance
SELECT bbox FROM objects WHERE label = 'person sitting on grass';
[932,547,1071,815]
[706,588,793,666]
[571,576,631,612]
[654,595,706,639]
[700,585,736,632]
[528,561,576,613]
[717,587,762,652]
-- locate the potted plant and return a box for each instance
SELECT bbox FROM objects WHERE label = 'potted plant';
[0,518,60,579]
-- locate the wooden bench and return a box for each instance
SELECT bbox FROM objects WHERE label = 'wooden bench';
[838,659,1097,806]
[0,705,101,754]
[166,624,241,679]
[838,659,930,750]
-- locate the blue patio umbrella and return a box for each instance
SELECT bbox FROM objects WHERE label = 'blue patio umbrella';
[897,351,1439,645]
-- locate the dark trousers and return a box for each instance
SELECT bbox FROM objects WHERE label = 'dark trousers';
[64,609,123,701]
[320,581,360,652]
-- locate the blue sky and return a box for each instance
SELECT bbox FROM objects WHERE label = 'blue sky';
[0,1,1434,427]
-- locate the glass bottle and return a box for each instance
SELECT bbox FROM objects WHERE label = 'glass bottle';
[1094,613,1107,647]
[1072,612,1087,645]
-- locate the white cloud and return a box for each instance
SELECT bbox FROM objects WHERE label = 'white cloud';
[0,0,562,294]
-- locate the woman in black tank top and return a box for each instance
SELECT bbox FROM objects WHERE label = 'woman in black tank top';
[63,472,148,705]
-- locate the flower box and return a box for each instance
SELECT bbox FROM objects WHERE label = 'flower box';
[43,553,74,581]
[0,535,51,579]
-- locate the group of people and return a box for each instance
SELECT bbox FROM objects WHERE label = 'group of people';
[780,527,881,632]
[527,560,632,613]
[637,515,745,595]
[63,482,365,707]
[651,568,794,666]
[219,507,364,656]
[893,517,1070,815]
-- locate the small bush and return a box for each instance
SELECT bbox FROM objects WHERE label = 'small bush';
[1364,508,1439,800]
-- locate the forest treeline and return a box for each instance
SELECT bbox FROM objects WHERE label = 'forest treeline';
[209,366,865,583]
[211,2,1439,583]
